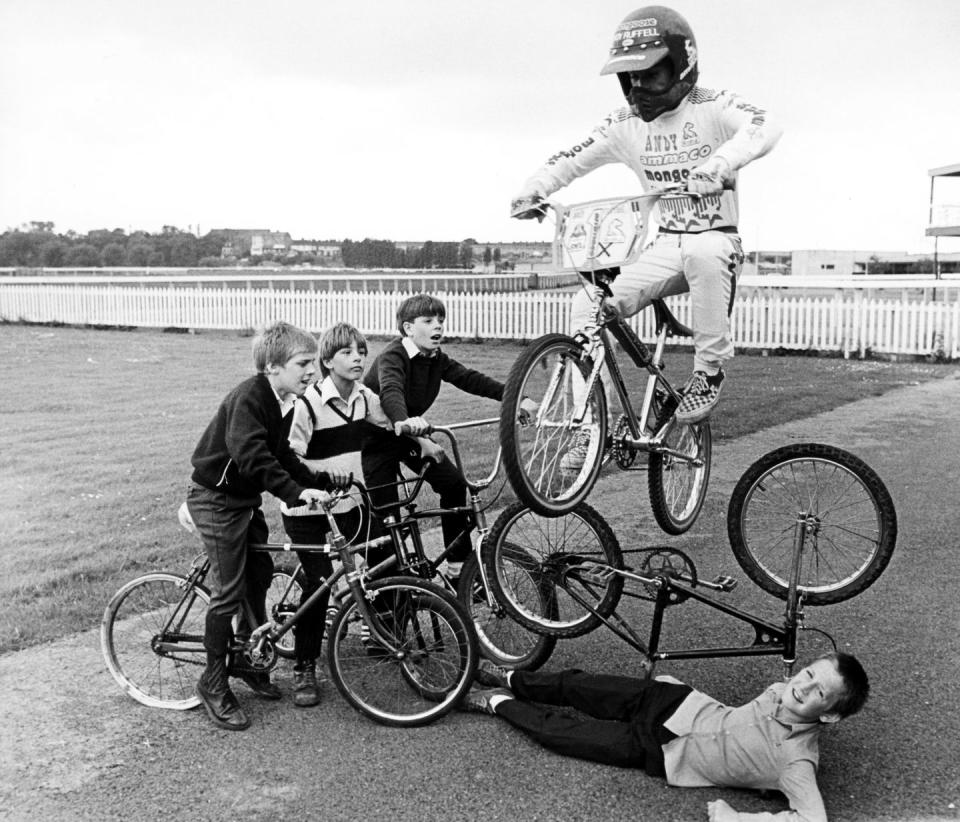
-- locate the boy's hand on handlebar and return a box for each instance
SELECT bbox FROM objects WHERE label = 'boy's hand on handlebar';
[417,437,445,464]
[325,468,352,489]
[395,416,431,436]
[299,488,333,510]
[518,396,539,423]
[510,195,547,221]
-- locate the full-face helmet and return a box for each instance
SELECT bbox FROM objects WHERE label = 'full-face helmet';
[600,6,699,122]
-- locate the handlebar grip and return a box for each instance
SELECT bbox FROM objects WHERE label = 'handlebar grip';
[396,422,434,436]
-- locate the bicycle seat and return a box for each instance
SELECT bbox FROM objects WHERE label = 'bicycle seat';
[652,299,693,338]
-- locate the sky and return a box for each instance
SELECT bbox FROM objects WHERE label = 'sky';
[2,0,960,254]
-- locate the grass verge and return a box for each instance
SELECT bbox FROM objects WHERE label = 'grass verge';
[0,323,953,654]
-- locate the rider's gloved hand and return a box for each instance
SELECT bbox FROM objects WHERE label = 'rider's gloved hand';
[510,194,547,221]
[687,157,732,196]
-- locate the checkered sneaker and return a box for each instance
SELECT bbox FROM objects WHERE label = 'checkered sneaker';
[559,426,597,473]
[674,370,724,424]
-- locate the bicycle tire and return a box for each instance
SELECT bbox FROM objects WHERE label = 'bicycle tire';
[458,551,556,671]
[648,417,712,534]
[500,333,608,516]
[265,570,303,660]
[326,577,478,727]
[727,443,897,605]
[100,572,209,710]
[482,501,623,638]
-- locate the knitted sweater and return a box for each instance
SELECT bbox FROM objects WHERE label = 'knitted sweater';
[363,337,503,423]
[190,373,329,508]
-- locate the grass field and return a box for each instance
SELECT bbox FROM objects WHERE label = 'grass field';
[0,321,953,655]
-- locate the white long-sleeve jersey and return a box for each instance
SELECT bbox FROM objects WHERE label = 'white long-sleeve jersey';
[517,87,782,233]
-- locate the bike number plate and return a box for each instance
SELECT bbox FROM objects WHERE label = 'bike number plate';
[554,196,660,273]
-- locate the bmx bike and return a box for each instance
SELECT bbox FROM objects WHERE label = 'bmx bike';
[266,417,557,671]
[101,420,555,725]
[101,484,479,727]
[482,442,897,677]
[501,191,714,532]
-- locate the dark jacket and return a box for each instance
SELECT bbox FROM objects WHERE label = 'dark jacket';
[363,337,504,423]
[190,374,329,508]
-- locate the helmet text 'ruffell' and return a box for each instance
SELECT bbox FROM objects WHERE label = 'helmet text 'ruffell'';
[600,6,699,122]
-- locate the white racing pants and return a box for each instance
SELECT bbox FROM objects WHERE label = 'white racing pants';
[569,229,743,417]
[570,228,743,371]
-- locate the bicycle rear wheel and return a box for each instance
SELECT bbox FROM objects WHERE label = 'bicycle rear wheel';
[483,501,623,638]
[458,552,556,671]
[648,417,712,534]
[727,443,897,605]
[326,577,477,727]
[265,569,303,660]
[100,572,208,710]
[500,333,608,516]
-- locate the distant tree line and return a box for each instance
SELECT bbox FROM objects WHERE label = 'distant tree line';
[340,238,475,269]
[0,222,484,269]
[0,223,235,268]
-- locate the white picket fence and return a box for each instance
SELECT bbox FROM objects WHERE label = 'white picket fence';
[1,277,958,359]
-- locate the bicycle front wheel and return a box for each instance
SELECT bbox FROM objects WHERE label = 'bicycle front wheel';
[483,501,623,638]
[500,333,608,516]
[648,417,712,534]
[458,553,556,671]
[727,443,897,605]
[327,577,478,727]
[100,572,208,710]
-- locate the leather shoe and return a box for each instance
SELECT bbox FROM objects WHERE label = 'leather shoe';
[196,676,250,731]
[235,670,282,700]
[293,664,320,708]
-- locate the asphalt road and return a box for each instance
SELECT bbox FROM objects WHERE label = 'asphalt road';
[3,372,959,822]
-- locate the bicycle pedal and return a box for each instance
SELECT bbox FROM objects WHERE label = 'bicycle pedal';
[576,562,615,585]
[712,575,738,592]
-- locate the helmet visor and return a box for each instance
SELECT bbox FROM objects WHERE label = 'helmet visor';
[600,43,669,76]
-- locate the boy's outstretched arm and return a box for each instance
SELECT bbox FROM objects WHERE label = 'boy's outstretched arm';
[441,356,503,401]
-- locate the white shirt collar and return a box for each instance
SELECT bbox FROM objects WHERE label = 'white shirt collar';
[317,375,363,406]
[270,383,296,417]
[402,336,436,359]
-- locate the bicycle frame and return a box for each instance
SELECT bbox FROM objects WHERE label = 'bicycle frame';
[542,191,703,458]
[370,418,504,606]
[243,417,505,662]
[555,525,830,681]
[575,294,690,453]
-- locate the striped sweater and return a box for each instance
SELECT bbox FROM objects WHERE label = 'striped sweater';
[280,377,390,517]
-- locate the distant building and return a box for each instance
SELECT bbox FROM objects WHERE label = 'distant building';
[212,229,293,258]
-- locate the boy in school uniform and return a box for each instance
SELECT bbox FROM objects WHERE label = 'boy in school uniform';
[280,322,399,707]
[362,294,537,581]
[463,653,869,822]
[187,321,345,731]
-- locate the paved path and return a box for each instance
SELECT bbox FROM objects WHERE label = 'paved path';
[3,373,960,822]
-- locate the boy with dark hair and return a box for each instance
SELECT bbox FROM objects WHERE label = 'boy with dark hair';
[463,653,869,822]
[280,321,397,707]
[187,321,345,731]
[362,293,536,580]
